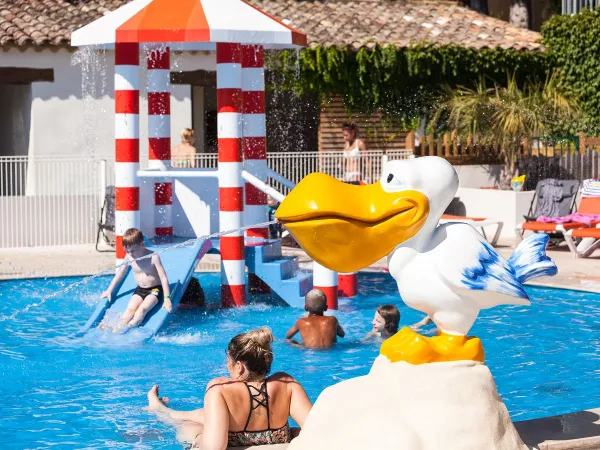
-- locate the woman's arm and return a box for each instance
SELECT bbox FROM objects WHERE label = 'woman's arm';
[202,386,229,450]
[288,379,312,429]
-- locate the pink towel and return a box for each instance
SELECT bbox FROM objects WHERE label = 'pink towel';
[536,213,600,226]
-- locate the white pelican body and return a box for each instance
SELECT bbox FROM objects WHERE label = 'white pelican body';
[385,157,555,336]
[277,155,557,361]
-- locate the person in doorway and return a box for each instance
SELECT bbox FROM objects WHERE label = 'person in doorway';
[145,327,312,449]
[100,228,172,331]
[342,123,367,185]
[171,128,197,168]
[286,289,345,349]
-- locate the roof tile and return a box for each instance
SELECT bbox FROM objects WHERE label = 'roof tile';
[0,0,542,51]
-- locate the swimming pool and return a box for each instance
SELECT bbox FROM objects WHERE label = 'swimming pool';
[1,272,599,449]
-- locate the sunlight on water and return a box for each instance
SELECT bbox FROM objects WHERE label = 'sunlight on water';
[0,221,275,323]
[1,272,600,448]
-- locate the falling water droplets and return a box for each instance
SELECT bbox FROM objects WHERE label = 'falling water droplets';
[0,221,277,323]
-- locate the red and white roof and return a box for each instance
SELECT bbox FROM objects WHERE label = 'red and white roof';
[71,0,307,50]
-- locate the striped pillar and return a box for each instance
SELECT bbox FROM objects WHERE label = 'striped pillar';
[217,43,246,308]
[242,45,270,295]
[313,261,339,310]
[115,42,140,266]
[241,45,268,239]
[147,46,172,238]
[339,272,358,297]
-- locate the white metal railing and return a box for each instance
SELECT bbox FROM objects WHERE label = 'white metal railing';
[562,0,600,14]
[0,150,414,248]
[0,156,106,248]
[190,149,414,195]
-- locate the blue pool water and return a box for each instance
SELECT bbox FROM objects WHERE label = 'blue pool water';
[1,272,600,449]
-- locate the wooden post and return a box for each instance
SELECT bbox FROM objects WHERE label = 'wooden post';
[428,133,435,156]
[443,132,450,157]
[466,134,473,157]
[405,130,416,156]
[451,130,458,157]
[578,131,586,154]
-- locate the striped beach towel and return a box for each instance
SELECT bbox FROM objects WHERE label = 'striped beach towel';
[582,179,600,197]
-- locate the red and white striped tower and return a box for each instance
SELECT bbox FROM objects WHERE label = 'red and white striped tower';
[242,45,268,239]
[338,272,358,297]
[242,45,270,294]
[114,42,140,266]
[217,43,246,308]
[147,45,172,238]
[313,261,339,310]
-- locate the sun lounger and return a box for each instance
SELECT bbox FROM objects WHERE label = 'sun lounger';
[519,196,600,256]
[516,179,579,240]
[564,225,600,258]
[517,193,600,239]
[440,214,504,246]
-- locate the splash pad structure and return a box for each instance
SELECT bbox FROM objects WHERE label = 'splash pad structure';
[71,0,351,311]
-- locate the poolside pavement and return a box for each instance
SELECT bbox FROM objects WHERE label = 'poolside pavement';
[1,239,600,294]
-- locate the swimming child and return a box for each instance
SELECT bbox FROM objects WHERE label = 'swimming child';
[100,228,172,331]
[364,304,400,341]
[411,315,434,332]
[285,289,345,349]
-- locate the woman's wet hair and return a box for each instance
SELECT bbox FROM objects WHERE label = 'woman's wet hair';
[228,327,274,379]
[377,304,400,335]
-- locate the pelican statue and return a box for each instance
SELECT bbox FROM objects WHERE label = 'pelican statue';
[276,156,557,365]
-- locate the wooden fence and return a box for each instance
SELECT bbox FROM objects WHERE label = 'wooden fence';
[404,130,502,165]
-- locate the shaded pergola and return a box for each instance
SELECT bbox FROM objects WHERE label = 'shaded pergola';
[72,0,306,308]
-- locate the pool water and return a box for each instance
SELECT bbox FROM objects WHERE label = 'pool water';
[1,273,600,449]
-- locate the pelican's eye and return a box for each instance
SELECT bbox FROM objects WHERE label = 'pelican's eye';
[387,173,394,183]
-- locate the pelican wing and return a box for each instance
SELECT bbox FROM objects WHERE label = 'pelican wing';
[433,223,529,302]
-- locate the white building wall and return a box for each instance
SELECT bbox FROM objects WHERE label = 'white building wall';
[0,47,216,159]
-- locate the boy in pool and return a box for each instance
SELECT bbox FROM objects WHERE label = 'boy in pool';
[285,289,345,349]
[100,228,172,331]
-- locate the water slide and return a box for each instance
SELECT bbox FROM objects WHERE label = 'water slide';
[79,238,212,336]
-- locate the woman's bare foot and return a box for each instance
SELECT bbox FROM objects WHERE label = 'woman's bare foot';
[144,385,170,412]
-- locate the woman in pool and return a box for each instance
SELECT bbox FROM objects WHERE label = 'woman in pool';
[364,304,400,340]
[146,327,312,449]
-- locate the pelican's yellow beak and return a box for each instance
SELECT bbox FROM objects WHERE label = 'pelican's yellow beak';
[276,173,429,273]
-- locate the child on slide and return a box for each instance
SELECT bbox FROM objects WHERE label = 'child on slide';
[100,228,172,331]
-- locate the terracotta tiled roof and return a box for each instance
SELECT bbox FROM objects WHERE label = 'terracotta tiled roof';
[0,0,127,46]
[0,0,542,51]
[251,0,543,51]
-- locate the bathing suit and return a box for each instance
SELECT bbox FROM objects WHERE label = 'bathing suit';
[134,285,162,299]
[226,381,291,447]
[343,141,361,182]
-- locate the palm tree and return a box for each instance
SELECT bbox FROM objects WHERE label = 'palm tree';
[434,72,580,189]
